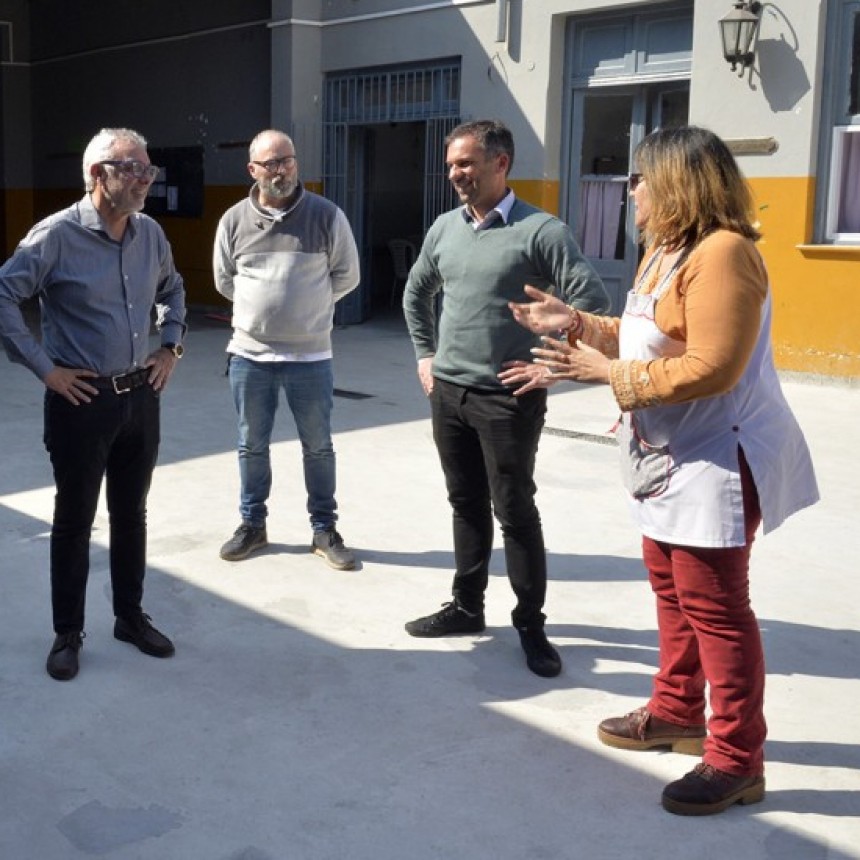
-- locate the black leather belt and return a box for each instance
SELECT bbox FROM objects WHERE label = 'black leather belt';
[92,368,151,394]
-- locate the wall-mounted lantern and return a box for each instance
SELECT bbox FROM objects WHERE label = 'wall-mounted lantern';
[719,1,762,72]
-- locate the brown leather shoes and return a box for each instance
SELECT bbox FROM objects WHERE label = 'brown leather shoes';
[662,763,765,815]
[598,706,706,755]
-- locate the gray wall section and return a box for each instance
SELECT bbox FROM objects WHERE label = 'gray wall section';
[28,0,270,60]
[689,0,826,178]
[272,3,543,185]
[0,0,33,187]
[1,64,32,187]
[30,27,272,189]
[0,0,272,190]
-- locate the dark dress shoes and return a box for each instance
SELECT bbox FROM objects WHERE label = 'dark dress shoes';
[662,763,765,815]
[517,626,563,678]
[46,632,84,681]
[114,613,175,658]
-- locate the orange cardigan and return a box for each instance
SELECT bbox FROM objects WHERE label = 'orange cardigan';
[574,230,768,412]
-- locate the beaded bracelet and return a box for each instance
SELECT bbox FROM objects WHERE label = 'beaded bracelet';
[559,306,583,340]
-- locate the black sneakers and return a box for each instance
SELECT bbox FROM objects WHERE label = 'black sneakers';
[405,604,561,678]
[311,528,356,570]
[114,613,175,658]
[220,523,268,561]
[405,601,486,637]
[46,631,85,681]
[517,626,562,677]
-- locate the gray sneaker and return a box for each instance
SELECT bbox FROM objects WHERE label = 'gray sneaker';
[220,524,268,561]
[311,528,356,570]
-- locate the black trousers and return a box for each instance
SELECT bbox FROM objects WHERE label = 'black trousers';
[43,384,160,634]
[430,378,548,628]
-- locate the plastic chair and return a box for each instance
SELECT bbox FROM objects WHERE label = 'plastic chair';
[387,239,418,308]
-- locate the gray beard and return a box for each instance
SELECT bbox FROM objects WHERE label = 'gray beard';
[261,177,296,201]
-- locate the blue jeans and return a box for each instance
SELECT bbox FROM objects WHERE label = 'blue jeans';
[228,355,337,532]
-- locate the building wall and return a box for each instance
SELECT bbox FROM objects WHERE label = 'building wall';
[268,0,858,377]
[748,176,860,375]
[0,0,272,305]
[688,0,859,376]
[2,0,856,375]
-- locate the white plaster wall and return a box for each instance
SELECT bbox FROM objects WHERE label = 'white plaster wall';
[490,0,657,179]
[688,0,827,177]
[269,0,657,183]
[268,0,828,181]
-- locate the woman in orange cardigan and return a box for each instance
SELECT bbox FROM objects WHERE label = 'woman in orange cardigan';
[500,126,819,816]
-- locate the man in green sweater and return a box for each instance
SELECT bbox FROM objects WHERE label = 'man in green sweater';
[402,119,609,677]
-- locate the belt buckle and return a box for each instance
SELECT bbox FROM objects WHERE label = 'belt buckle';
[111,373,132,394]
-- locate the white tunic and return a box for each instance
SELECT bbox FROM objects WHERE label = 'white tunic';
[617,253,819,548]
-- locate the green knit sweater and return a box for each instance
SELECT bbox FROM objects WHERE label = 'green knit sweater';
[403,198,609,390]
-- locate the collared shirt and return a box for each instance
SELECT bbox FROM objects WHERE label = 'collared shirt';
[0,194,186,380]
[461,189,516,231]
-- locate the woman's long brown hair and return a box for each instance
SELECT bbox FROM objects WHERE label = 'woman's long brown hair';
[634,126,761,249]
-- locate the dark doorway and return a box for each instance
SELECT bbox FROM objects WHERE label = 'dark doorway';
[364,121,425,313]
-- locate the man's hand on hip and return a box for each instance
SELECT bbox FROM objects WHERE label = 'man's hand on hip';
[144,347,180,392]
[44,367,99,405]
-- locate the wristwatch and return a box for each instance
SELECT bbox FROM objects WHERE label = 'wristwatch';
[163,342,184,358]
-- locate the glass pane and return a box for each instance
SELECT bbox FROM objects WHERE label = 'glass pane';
[837,131,860,232]
[655,90,689,130]
[578,94,632,260]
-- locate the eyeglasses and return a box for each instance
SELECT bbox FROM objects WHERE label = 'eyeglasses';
[101,160,161,181]
[628,172,644,191]
[252,155,297,173]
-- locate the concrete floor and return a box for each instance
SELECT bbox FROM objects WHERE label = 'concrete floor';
[1,309,858,859]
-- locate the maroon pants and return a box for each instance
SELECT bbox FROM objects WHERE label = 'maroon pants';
[643,452,765,776]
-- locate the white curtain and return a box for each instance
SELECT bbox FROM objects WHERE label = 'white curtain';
[838,131,860,233]
[578,176,625,259]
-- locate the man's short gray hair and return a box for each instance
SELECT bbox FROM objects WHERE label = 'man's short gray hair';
[249,129,294,161]
[82,128,148,191]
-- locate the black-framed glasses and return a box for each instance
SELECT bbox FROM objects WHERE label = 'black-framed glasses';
[101,160,161,181]
[628,172,644,191]
[252,155,297,173]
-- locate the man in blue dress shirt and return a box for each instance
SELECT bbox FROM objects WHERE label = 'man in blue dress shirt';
[0,127,186,681]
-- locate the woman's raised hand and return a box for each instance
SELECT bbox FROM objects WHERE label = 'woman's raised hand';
[508,285,574,335]
[532,336,612,385]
